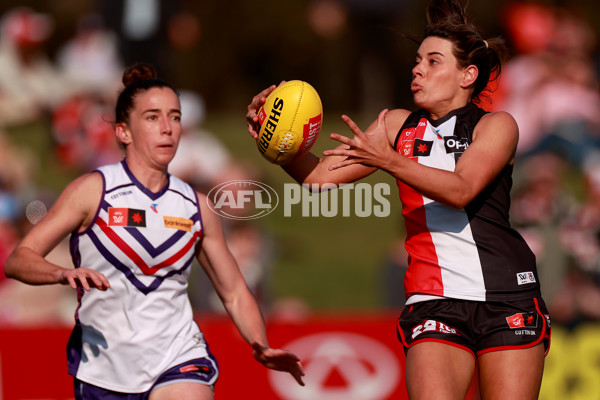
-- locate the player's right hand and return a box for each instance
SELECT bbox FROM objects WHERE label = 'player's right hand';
[59,267,110,291]
[246,84,277,139]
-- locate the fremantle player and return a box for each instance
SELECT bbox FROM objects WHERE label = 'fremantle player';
[6,63,304,399]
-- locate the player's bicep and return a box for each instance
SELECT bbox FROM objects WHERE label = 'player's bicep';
[454,112,518,195]
[196,194,246,295]
[19,173,101,256]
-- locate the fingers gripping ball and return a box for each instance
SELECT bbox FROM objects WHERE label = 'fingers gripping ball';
[256,80,323,165]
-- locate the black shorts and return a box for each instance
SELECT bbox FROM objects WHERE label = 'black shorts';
[396,297,551,357]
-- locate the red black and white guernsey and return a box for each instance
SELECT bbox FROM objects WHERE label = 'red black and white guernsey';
[394,102,541,303]
[67,160,216,393]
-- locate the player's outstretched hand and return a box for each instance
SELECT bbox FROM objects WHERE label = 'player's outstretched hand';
[251,342,305,386]
[59,267,110,291]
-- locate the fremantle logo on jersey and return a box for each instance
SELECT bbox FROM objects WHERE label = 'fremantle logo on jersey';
[108,207,146,227]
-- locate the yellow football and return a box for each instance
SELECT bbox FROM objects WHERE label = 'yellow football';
[256,80,323,165]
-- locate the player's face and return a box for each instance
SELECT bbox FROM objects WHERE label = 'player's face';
[411,36,468,116]
[124,87,182,168]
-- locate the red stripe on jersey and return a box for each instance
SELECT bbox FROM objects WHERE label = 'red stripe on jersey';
[399,182,444,296]
[151,230,201,271]
[396,119,443,296]
[97,218,200,276]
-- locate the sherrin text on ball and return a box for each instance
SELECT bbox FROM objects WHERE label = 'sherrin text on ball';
[256,80,322,165]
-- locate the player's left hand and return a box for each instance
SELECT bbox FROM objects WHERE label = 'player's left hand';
[251,342,305,386]
[324,109,394,171]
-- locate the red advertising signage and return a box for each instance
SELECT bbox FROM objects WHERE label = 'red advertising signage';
[0,312,482,399]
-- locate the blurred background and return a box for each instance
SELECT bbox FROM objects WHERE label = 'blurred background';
[0,0,599,349]
[0,0,599,398]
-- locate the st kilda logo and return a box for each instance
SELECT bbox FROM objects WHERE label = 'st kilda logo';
[207,180,279,220]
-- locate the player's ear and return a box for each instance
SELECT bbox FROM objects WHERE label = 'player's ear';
[461,65,478,89]
[115,123,132,146]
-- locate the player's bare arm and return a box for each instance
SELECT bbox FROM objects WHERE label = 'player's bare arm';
[196,193,305,385]
[326,109,517,209]
[5,172,110,291]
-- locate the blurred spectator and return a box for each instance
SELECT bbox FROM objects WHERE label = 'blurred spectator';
[494,4,600,169]
[551,156,600,327]
[511,153,577,303]
[169,90,232,193]
[0,7,70,127]
[51,94,121,172]
[56,13,123,99]
[98,0,197,80]
[190,220,276,313]
[0,127,76,326]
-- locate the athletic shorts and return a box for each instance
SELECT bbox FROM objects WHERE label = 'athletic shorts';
[73,356,219,400]
[396,297,551,357]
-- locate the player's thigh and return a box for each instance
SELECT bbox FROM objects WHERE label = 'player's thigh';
[478,343,545,400]
[149,382,214,400]
[405,341,476,400]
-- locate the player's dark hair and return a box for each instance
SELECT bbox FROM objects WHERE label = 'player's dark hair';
[115,63,178,125]
[423,0,507,103]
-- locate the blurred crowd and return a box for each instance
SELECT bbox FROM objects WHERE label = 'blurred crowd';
[0,1,599,329]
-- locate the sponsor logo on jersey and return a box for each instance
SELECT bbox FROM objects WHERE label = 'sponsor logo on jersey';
[108,208,146,227]
[516,271,536,285]
[411,319,458,339]
[444,136,470,153]
[150,203,158,213]
[412,139,433,157]
[109,190,133,200]
[400,140,414,157]
[164,216,193,232]
[506,312,538,329]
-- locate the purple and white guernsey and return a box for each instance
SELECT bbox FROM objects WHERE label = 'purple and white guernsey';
[67,160,216,393]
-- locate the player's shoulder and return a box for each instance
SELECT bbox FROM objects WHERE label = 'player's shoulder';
[474,111,519,142]
[479,110,517,128]
[384,108,413,142]
[196,191,213,216]
[61,171,103,198]
[196,191,208,204]
[49,172,104,229]
[386,108,412,124]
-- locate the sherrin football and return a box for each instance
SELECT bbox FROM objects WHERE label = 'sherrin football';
[256,80,323,165]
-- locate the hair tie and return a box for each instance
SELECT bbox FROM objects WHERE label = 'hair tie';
[483,40,489,49]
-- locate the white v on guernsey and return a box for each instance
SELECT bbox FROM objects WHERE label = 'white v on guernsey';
[67,160,215,393]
